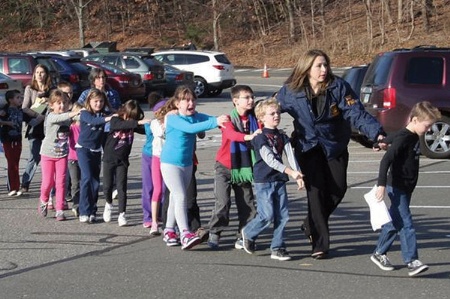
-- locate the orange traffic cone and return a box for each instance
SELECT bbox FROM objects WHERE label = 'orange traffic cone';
[262,64,270,78]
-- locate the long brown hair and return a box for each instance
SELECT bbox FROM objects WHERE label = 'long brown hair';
[117,100,145,120]
[83,88,111,114]
[30,64,52,92]
[286,49,334,92]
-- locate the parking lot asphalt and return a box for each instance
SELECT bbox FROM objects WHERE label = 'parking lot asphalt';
[1,70,449,299]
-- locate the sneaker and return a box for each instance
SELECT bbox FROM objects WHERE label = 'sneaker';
[407,260,429,276]
[16,190,23,196]
[271,249,292,261]
[207,233,220,249]
[150,223,161,236]
[8,190,17,196]
[55,210,66,221]
[371,253,394,271]
[72,206,79,217]
[118,212,128,227]
[88,214,96,224]
[181,231,202,250]
[21,186,29,193]
[112,189,118,199]
[103,202,113,223]
[163,229,180,247]
[143,221,152,228]
[79,215,89,223]
[38,201,48,217]
[241,230,255,254]
[234,238,244,250]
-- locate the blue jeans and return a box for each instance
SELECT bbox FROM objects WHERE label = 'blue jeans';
[243,181,289,251]
[374,185,418,264]
[21,138,42,188]
[77,147,101,217]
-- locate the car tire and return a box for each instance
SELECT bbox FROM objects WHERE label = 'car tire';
[420,115,450,159]
[194,77,208,98]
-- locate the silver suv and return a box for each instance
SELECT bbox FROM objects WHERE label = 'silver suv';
[152,50,236,97]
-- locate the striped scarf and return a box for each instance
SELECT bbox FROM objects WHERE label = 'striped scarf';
[230,108,259,184]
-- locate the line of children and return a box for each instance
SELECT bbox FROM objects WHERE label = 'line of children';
[240,98,304,261]
[370,101,441,277]
[102,100,151,226]
[37,90,80,220]
[76,88,114,223]
[0,90,24,196]
[207,85,261,249]
[160,85,228,250]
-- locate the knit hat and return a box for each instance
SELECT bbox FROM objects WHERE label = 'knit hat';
[152,100,167,112]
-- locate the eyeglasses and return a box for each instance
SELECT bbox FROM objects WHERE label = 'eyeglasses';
[265,111,281,116]
[238,95,255,100]
[95,76,106,80]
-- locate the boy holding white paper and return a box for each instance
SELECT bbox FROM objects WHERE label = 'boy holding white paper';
[370,101,441,277]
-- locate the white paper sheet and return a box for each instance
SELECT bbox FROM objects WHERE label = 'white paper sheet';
[364,185,392,231]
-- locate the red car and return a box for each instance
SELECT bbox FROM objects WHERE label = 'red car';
[81,61,146,101]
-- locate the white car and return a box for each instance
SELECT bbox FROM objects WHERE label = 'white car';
[152,50,236,97]
[0,73,24,108]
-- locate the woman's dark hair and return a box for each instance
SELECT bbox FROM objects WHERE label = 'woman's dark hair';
[88,68,107,87]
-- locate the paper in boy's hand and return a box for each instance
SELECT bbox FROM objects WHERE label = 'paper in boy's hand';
[364,185,392,231]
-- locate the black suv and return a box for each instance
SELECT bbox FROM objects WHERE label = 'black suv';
[359,46,450,159]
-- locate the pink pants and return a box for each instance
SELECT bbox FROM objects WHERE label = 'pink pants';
[151,156,164,203]
[40,155,68,211]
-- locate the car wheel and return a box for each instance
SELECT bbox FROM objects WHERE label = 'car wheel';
[420,115,450,159]
[194,77,207,98]
[208,89,222,97]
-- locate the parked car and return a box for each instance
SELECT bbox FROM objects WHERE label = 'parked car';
[341,65,372,147]
[81,52,166,95]
[163,63,195,96]
[0,53,60,87]
[359,46,450,159]
[81,61,146,101]
[28,50,80,58]
[50,56,90,100]
[0,72,24,107]
[152,50,236,97]
[66,48,99,58]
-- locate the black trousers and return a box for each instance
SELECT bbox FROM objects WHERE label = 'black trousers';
[103,159,128,213]
[297,146,348,254]
[161,165,201,231]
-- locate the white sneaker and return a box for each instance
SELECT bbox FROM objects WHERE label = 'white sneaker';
[118,212,128,227]
[112,189,118,199]
[79,215,89,223]
[103,202,113,222]
[8,190,17,196]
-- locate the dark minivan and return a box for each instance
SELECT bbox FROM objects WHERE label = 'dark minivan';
[359,46,450,159]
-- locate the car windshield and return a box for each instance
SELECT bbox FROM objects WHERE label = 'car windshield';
[0,73,11,80]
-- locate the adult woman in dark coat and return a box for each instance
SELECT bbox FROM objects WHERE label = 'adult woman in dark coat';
[276,49,385,259]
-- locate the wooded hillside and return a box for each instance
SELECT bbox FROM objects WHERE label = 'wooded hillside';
[0,0,449,67]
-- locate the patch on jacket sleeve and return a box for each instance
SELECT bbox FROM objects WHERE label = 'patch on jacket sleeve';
[345,95,357,106]
[330,103,340,117]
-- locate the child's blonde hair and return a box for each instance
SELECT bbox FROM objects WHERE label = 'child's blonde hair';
[84,88,110,114]
[254,97,280,121]
[48,89,66,110]
[410,101,441,122]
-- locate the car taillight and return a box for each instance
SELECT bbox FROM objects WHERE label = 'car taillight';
[143,73,154,81]
[175,74,184,81]
[0,83,8,89]
[382,87,396,109]
[69,74,80,83]
[213,65,225,70]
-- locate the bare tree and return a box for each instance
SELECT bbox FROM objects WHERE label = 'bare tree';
[68,0,94,47]
[286,0,296,41]
[363,0,374,51]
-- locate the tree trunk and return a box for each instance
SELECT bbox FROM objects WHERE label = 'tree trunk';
[397,0,403,23]
[286,0,295,41]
